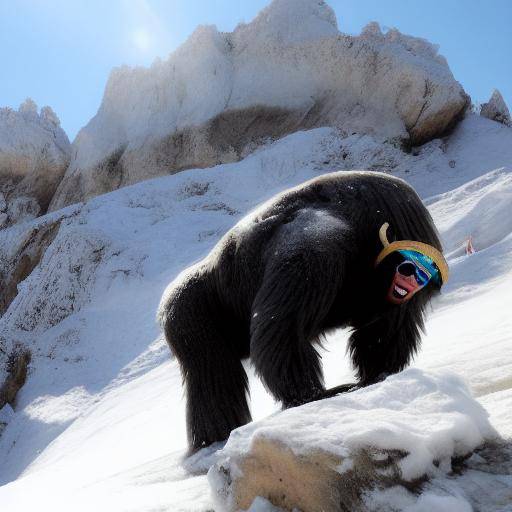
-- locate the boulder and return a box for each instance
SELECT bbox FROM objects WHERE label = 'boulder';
[49,0,468,210]
[208,369,496,512]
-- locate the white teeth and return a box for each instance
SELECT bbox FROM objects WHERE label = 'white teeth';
[395,285,408,296]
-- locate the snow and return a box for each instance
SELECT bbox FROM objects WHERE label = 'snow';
[250,369,494,475]
[364,487,473,512]
[427,168,512,257]
[0,116,512,511]
[0,108,511,510]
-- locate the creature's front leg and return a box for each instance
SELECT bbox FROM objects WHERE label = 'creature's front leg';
[347,307,423,386]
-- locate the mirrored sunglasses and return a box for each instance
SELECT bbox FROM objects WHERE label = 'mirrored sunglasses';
[397,249,441,286]
[396,260,431,287]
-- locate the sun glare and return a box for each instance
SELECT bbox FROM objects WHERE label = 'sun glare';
[133,28,151,51]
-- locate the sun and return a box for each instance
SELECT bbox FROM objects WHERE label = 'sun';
[132,28,151,51]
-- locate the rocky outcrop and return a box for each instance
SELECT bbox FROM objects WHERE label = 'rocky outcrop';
[480,89,511,127]
[0,99,71,227]
[0,204,111,335]
[49,0,468,210]
[0,215,64,316]
[209,370,495,512]
[0,348,31,410]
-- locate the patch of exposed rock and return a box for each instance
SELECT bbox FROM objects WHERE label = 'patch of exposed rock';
[0,215,64,316]
[0,348,31,410]
[208,370,496,512]
[0,204,110,335]
[480,89,512,127]
[49,0,468,210]
[0,99,71,228]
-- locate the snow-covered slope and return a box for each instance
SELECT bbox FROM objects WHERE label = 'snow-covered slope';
[49,0,467,210]
[0,99,71,227]
[0,112,511,510]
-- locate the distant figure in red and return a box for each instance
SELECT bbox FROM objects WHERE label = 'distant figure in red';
[465,235,475,255]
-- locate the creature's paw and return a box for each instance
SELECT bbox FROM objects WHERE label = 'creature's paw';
[322,383,359,398]
[283,385,359,408]
[359,373,391,387]
[282,388,326,409]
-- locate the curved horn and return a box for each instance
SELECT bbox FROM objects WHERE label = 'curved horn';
[379,222,390,247]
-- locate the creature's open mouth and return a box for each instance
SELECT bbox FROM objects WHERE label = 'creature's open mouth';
[393,284,409,298]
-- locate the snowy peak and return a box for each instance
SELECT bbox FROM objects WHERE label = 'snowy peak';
[0,99,69,153]
[360,21,446,64]
[17,97,63,130]
[480,89,512,127]
[0,100,71,227]
[50,0,468,211]
[232,0,338,45]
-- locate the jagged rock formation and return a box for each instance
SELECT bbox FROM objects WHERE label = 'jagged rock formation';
[480,89,511,127]
[209,370,496,512]
[0,99,71,227]
[49,0,468,210]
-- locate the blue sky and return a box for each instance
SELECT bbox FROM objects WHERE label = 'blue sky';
[1,0,510,141]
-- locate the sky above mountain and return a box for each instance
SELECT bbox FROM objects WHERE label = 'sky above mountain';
[1,0,510,141]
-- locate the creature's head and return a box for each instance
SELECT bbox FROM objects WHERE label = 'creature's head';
[375,223,448,305]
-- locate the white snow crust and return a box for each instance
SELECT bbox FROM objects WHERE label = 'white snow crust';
[0,112,512,511]
[215,369,494,482]
[210,369,495,502]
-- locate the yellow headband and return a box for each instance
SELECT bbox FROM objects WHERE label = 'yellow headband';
[375,223,449,284]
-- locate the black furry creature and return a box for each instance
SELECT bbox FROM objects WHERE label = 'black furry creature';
[158,171,447,453]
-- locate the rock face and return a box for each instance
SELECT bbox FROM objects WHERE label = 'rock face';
[49,0,468,210]
[208,370,496,512]
[0,213,66,317]
[480,89,512,127]
[0,99,71,227]
[0,204,110,335]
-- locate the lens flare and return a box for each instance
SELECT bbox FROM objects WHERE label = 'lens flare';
[133,28,151,51]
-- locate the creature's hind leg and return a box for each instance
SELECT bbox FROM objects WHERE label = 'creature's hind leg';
[160,272,251,453]
[250,251,343,408]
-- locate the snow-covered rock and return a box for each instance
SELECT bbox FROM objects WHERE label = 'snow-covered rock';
[480,89,511,127]
[49,0,468,210]
[209,370,495,512]
[0,100,71,227]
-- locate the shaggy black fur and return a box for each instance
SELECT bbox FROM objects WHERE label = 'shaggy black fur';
[158,171,443,453]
